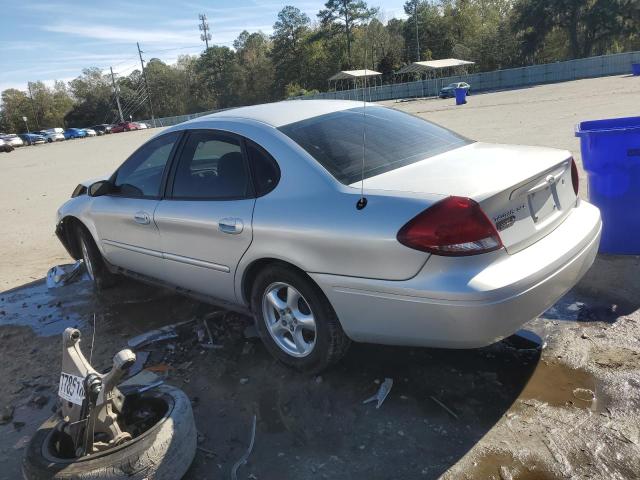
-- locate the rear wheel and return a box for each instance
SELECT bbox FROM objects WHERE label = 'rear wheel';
[251,264,350,373]
[77,227,118,290]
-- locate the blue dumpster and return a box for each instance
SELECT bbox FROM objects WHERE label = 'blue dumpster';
[454,87,467,105]
[575,116,640,254]
[632,63,640,76]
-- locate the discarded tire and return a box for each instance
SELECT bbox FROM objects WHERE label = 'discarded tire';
[23,385,196,480]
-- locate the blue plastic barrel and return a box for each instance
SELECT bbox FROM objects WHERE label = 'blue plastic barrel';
[575,116,640,254]
[632,63,640,76]
[454,87,467,105]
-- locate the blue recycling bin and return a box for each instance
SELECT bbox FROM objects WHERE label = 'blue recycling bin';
[632,63,640,76]
[454,87,467,105]
[575,116,640,254]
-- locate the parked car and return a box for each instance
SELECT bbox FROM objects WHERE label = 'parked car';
[83,128,97,137]
[64,128,88,139]
[0,138,14,153]
[55,100,601,373]
[135,122,149,129]
[91,124,112,135]
[19,132,46,145]
[110,121,140,133]
[439,82,471,98]
[35,129,65,143]
[0,133,24,147]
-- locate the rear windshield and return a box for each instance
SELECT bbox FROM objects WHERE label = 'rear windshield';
[278,106,470,185]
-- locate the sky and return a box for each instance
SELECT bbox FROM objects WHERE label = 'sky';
[0,0,408,93]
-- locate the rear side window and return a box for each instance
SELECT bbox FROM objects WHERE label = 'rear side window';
[279,107,471,185]
[278,106,470,185]
[246,141,280,196]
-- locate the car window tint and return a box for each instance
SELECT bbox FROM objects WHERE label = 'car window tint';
[278,106,471,185]
[171,131,250,199]
[246,141,280,196]
[113,132,179,198]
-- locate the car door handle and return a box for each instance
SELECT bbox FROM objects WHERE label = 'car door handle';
[218,218,243,234]
[133,211,151,225]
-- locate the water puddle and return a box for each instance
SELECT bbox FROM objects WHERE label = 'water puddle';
[0,277,200,336]
[517,361,605,411]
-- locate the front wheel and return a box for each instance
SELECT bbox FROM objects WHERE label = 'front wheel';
[78,227,118,290]
[251,264,351,373]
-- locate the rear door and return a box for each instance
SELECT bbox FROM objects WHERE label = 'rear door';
[154,130,255,303]
[91,131,181,279]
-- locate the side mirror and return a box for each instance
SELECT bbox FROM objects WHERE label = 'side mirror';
[88,180,112,197]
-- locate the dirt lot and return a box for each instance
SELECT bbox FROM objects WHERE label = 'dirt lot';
[1,75,640,479]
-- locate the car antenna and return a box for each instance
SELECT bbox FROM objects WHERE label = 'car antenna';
[356,21,370,211]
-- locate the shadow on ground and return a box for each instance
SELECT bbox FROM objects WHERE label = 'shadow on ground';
[6,255,635,479]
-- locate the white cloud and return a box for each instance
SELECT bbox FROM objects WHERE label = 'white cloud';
[42,23,196,44]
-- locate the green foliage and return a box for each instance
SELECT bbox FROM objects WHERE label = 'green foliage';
[1,0,638,129]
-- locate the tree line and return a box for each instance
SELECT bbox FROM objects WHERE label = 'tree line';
[1,0,638,133]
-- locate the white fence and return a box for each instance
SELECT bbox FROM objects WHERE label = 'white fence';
[298,50,640,102]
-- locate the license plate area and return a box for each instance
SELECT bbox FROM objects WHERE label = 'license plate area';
[58,372,86,406]
[528,186,557,223]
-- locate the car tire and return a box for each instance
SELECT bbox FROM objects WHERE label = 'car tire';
[77,227,118,290]
[47,138,52,143]
[22,385,196,480]
[251,264,351,373]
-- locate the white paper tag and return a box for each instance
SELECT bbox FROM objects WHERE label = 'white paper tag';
[58,372,86,405]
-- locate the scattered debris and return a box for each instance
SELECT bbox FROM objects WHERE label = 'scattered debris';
[29,394,49,408]
[240,378,249,385]
[127,320,195,349]
[124,350,150,379]
[46,260,85,288]
[314,376,323,384]
[429,395,458,420]
[0,405,14,425]
[243,324,259,339]
[231,415,257,480]
[573,388,595,403]
[363,378,393,409]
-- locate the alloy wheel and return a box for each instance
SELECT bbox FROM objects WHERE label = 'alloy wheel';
[261,282,317,357]
[80,238,95,281]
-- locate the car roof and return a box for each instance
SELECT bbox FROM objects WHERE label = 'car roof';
[193,100,373,128]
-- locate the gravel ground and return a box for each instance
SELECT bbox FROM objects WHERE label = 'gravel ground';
[1,75,639,479]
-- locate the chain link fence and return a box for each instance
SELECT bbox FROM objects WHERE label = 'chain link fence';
[296,50,640,102]
[137,51,639,127]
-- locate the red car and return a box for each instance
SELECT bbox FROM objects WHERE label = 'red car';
[110,122,140,133]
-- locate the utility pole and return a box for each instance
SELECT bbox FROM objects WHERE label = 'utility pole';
[109,67,124,123]
[137,42,156,127]
[26,82,39,130]
[414,0,420,62]
[198,13,211,50]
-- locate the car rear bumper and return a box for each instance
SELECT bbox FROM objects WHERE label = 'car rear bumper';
[310,200,601,348]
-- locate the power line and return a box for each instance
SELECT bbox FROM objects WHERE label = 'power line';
[137,42,156,127]
[198,14,211,50]
[109,67,124,123]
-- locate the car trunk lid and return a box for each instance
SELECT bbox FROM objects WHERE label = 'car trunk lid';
[358,142,577,253]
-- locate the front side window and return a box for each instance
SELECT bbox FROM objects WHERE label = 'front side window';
[112,132,179,198]
[278,106,471,185]
[170,131,251,200]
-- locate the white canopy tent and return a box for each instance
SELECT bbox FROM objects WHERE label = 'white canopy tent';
[328,69,383,91]
[395,58,475,78]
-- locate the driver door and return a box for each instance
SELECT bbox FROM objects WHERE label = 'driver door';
[90,131,181,280]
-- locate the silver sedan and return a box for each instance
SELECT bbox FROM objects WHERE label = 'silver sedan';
[55,100,601,372]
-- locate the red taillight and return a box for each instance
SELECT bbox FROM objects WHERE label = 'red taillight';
[570,158,579,195]
[397,196,503,256]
